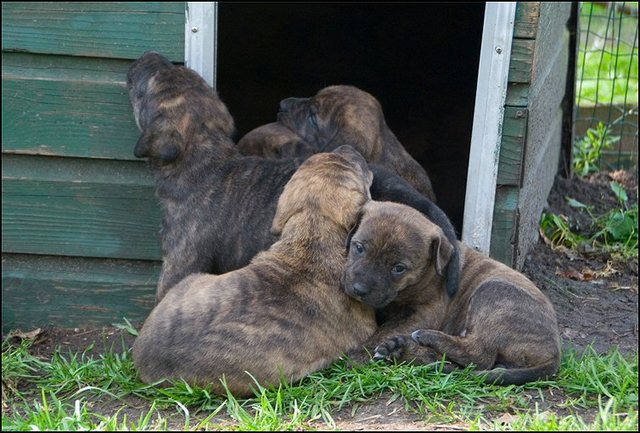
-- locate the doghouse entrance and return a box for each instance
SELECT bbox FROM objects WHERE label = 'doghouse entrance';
[216,3,486,233]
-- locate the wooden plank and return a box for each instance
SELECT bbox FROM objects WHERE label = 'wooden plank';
[490,186,520,267]
[513,2,540,39]
[524,29,569,168]
[1,2,184,61]
[2,155,162,261]
[2,53,141,160]
[508,39,535,84]
[504,82,530,107]
[2,254,158,333]
[514,112,563,270]
[497,107,528,186]
[531,3,572,83]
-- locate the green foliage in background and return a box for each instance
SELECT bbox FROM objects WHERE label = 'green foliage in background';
[573,121,621,176]
[576,2,639,107]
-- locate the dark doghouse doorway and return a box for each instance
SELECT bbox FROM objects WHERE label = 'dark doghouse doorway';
[216,3,486,233]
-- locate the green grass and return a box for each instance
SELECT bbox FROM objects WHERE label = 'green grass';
[2,332,638,431]
[576,2,639,107]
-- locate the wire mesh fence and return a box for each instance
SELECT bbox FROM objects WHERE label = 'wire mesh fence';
[575,1,638,172]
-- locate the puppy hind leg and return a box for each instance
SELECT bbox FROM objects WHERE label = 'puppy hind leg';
[411,329,496,371]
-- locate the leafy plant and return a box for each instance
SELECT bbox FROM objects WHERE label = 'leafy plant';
[540,182,638,259]
[572,122,621,176]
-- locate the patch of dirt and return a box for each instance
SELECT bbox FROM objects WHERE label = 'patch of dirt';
[526,169,638,356]
[3,170,638,430]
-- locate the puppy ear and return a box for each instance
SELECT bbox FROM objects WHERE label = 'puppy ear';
[134,127,182,162]
[133,129,154,158]
[432,233,454,277]
[345,209,364,251]
[270,184,303,236]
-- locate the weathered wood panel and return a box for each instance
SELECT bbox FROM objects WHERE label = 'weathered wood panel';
[497,107,528,186]
[2,254,158,332]
[513,2,540,39]
[1,2,184,61]
[523,27,569,181]
[516,112,563,269]
[2,53,141,160]
[490,186,520,266]
[491,2,571,269]
[508,39,535,83]
[504,82,530,107]
[2,155,162,260]
[531,3,572,83]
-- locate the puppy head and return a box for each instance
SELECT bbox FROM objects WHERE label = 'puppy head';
[271,145,373,235]
[127,52,235,164]
[277,85,384,158]
[342,201,454,308]
[236,122,315,159]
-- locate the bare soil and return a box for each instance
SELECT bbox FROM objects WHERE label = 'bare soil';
[3,170,638,430]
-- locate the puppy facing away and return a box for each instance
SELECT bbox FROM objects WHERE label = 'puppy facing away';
[132,146,377,397]
[127,52,304,301]
[342,201,561,385]
[237,122,316,159]
[271,85,437,201]
[127,52,459,302]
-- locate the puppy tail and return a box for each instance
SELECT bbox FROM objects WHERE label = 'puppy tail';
[475,358,560,385]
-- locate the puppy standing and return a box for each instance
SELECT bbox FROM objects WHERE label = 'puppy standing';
[250,85,437,201]
[343,201,561,385]
[133,146,377,397]
[127,52,304,301]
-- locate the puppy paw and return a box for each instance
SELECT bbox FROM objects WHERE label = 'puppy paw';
[411,329,439,347]
[373,335,408,362]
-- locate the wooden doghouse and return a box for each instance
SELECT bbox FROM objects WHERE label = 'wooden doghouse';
[1,2,574,332]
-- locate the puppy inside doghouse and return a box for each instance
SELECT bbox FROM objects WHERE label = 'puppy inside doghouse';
[238,84,437,202]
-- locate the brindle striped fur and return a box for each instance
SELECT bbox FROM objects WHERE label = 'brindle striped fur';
[343,201,561,385]
[241,85,437,201]
[127,52,307,302]
[132,147,377,397]
[128,53,453,303]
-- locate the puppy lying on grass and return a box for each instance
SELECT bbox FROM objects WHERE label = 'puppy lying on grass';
[342,200,561,385]
[133,146,377,397]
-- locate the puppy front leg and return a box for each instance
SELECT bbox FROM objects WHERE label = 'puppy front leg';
[346,306,443,364]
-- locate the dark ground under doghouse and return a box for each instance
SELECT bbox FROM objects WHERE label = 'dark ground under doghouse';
[3,169,638,430]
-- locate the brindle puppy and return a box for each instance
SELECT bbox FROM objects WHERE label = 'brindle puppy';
[276,85,437,201]
[343,201,561,385]
[237,122,316,159]
[127,52,304,302]
[132,146,377,397]
[128,52,459,302]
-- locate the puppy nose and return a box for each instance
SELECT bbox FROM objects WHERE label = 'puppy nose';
[351,282,369,296]
[279,97,302,112]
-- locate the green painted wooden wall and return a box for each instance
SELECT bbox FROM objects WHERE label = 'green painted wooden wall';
[490,2,572,269]
[2,2,185,332]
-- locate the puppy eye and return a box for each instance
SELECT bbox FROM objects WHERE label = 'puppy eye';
[391,264,407,276]
[352,241,365,255]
